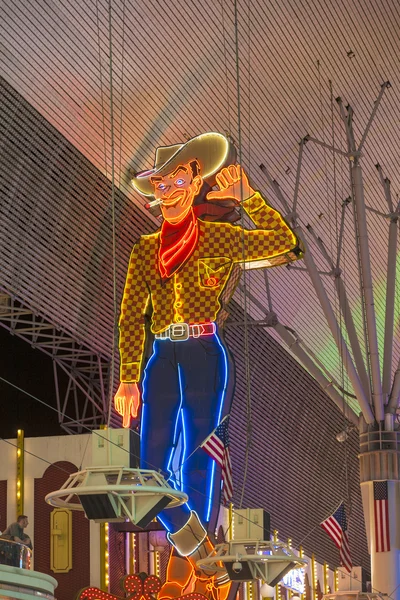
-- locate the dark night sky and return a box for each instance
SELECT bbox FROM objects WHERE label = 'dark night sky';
[0,326,66,439]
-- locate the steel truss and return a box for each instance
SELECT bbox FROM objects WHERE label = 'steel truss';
[0,290,111,433]
[237,82,399,429]
[236,85,400,594]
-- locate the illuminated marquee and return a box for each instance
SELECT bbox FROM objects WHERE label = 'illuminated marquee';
[282,567,305,594]
[77,572,209,600]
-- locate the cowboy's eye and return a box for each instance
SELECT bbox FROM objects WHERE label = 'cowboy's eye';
[175,178,185,186]
[157,183,167,190]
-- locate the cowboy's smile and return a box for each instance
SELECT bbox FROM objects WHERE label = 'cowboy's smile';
[160,189,187,206]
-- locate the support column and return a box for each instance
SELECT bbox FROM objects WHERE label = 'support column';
[359,430,400,599]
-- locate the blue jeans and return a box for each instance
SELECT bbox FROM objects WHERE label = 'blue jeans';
[140,331,234,534]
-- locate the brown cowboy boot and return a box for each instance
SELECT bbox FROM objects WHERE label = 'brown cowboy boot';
[186,537,231,600]
[186,571,231,600]
[158,548,194,599]
[167,512,231,600]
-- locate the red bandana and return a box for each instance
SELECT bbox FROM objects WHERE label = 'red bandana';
[159,209,199,279]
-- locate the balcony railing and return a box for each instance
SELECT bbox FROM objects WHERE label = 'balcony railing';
[359,429,400,453]
[359,429,400,482]
[0,539,32,569]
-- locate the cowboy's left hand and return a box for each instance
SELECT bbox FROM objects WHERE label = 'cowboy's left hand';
[206,164,255,203]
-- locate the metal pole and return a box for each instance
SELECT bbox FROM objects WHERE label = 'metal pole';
[334,275,371,396]
[298,226,374,424]
[358,82,391,153]
[301,135,348,158]
[382,212,398,404]
[306,224,370,396]
[388,357,400,413]
[352,164,384,421]
[292,139,305,215]
[263,270,273,312]
[274,322,359,426]
[259,161,373,422]
[335,199,351,269]
[259,164,290,213]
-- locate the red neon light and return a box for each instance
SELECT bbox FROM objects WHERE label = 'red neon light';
[76,572,210,600]
[159,210,199,279]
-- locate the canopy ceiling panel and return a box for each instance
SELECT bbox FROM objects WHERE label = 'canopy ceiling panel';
[0,0,399,413]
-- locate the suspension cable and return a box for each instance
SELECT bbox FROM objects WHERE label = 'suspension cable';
[95,0,109,178]
[233,0,253,511]
[220,0,232,137]
[117,0,127,189]
[106,0,118,427]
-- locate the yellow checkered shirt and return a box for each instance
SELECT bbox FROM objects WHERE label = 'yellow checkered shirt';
[119,192,301,382]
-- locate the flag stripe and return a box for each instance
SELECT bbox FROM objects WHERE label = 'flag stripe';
[374,481,390,552]
[321,518,342,548]
[203,444,224,465]
[201,418,233,505]
[320,503,352,573]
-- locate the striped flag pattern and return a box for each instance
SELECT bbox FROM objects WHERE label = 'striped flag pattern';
[201,417,233,504]
[374,481,390,552]
[320,503,352,573]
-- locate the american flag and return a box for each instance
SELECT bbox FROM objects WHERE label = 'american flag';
[374,481,390,552]
[320,503,352,573]
[201,417,233,504]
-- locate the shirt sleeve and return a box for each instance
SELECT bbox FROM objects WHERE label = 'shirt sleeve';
[229,191,299,263]
[118,241,151,383]
[4,523,21,538]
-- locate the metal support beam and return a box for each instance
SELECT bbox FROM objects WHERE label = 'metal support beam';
[377,172,399,406]
[298,227,374,423]
[352,164,384,421]
[259,164,291,214]
[358,82,391,153]
[0,291,112,431]
[259,162,374,423]
[335,86,390,423]
[388,358,400,414]
[273,323,359,426]
[335,198,351,269]
[292,139,305,215]
[301,135,348,158]
[236,281,360,423]
[306,224,371,397]
[334,275,371,397]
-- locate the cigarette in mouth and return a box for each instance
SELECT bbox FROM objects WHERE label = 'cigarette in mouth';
[145,198,163,209]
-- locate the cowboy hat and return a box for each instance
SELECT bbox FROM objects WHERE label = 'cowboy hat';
[130,132,237,197]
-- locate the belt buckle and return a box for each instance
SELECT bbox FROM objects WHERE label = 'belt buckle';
[169,323,190,341]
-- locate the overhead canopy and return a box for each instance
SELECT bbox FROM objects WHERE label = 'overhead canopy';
[0,0,399,417]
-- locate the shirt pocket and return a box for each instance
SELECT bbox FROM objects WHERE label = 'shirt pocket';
[198,257,232,288]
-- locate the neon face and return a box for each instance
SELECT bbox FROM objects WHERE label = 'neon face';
[150,162,202,224]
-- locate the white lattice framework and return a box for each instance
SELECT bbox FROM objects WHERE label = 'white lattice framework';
[0,291,111,433]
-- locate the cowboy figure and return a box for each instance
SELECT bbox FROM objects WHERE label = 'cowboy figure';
[114,133,303,599]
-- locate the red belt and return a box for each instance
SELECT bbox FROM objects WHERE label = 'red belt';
[155,322,216,342]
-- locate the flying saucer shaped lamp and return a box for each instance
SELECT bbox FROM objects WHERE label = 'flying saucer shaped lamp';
[196,539,307,584]
[45,466,187,528]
